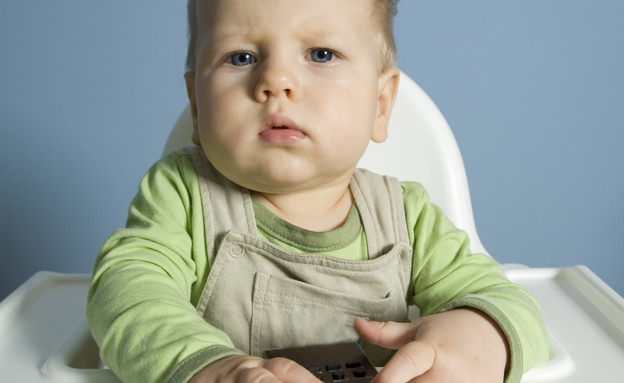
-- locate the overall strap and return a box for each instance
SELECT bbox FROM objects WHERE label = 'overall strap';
[186,146,258,261]
[350,168,409,259]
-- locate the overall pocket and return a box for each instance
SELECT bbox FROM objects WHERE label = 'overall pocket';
[249,272,407,361]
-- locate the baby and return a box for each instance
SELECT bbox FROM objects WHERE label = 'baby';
[87,0,550,382]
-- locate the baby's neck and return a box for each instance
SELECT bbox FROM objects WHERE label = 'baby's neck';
[254,186,353,232]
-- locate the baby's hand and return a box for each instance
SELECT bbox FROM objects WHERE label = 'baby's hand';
[189,354,318,383]
[355,308,509,382]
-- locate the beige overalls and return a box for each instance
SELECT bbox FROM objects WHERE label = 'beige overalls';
[188,147,413,365]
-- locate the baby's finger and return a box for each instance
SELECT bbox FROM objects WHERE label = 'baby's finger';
[264,357,319,383]
[354,317,416,349]
[372,341,435,383]
[234,366,285,383]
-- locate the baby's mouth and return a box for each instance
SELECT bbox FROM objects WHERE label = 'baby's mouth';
[260,115,306,145]
[263,114,300,130]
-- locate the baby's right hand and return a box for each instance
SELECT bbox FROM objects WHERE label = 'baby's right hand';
[189,354,319,383]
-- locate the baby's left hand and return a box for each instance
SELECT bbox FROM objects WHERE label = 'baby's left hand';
[354,308,509,382]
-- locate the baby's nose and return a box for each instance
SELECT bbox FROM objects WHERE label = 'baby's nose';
[254,59,300,102]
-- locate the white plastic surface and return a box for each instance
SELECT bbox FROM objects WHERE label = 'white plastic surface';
[163,71,488,255]
[0,272,119,382]
[505,265,624,382]
[1,269,622,382]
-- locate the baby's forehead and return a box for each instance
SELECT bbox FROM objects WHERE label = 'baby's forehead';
[195,0,376,36]
[195,0,375,27]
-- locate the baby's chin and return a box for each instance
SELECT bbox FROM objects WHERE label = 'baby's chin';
[208,154,358,196]
[238,174,348,197]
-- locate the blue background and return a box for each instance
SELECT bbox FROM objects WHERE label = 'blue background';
[1,1,622,300]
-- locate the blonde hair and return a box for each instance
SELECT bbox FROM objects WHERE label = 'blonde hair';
[185,0,399,72]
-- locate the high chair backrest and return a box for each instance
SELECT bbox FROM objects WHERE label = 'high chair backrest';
[163,71,488,255]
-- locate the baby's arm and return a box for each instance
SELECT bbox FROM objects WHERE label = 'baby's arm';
[355,309,509,382]
[400,182,550,382]
[87,152,248,382]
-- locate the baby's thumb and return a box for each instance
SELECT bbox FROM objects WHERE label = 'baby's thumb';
[353,318,416,350]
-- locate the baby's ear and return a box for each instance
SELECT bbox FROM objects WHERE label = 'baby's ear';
[372,68,400,143]
[184,71,201,146]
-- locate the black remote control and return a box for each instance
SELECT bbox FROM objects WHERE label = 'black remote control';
[264,342,378,382]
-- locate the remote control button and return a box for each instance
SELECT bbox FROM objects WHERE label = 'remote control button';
[345,361,361,369]
[326,362,341,371]
[306,365,322,373]
[352,367,367,378]
[331,370,346,380]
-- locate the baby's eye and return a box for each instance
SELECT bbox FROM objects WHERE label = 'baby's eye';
[310,48,334,63]
[228,52,256,66]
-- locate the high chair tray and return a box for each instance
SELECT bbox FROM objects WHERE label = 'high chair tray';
[504,265,624,382]
[0,266,622,382]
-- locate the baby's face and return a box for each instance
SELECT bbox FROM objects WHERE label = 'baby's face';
[187,0,398,194]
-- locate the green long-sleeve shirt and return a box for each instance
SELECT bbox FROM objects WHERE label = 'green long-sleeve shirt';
[87,149,549,383]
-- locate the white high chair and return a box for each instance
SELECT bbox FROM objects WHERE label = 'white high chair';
[1,72,622,382]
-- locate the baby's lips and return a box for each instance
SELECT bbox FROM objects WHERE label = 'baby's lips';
[264,114,301,132]
[259,126,306,145]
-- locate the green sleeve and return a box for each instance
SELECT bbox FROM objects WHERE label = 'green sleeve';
[86,150,244,383]
[401,181,550,383]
